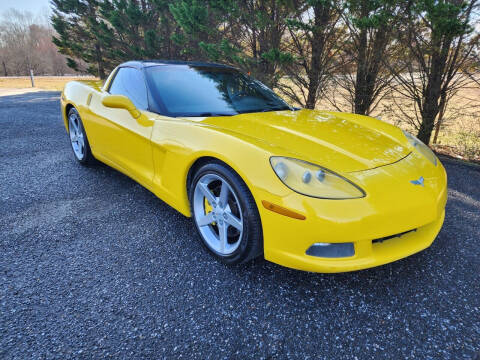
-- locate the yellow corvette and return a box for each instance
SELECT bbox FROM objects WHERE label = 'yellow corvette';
[60,60,447,273]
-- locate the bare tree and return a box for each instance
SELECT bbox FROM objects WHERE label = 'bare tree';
[327,0,400,116]
[278,0,343,109]
[0,9,72,76]
[389,0,479,144]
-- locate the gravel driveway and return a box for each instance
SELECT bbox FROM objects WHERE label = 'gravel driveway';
[1,91,479,359]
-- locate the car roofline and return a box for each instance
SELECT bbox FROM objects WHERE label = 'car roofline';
[118,60,238,71]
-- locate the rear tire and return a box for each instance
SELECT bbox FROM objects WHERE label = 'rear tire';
[189,162,263,264]
[67,107,95,165]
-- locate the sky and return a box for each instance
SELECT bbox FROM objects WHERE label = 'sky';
[0,0,51,16]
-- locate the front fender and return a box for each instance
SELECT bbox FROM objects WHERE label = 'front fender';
[150,118,290,217]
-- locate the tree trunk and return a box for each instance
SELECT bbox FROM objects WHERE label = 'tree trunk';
[305,33,321,108]
[2,61,7,76]
[305,3,329,109]
[432,92,447,144]
[417,111,437,144]
[354,27,387,115]
[305,77,319,109]
[354,27,368,114]
[95,43,106,79]
[419,84,441,145]
[417,38,449,145]
[419,87,442,144]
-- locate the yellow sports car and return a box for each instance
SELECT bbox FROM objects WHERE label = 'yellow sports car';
[60,60,447,273]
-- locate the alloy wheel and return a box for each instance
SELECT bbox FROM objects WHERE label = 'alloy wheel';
[193,173,244,256]
[68,112,85,160]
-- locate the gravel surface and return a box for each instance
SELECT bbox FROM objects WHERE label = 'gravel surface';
[1,91,479,360]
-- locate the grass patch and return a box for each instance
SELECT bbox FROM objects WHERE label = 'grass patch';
[0,76,98,91]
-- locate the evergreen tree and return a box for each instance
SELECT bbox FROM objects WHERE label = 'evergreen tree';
[235,0,298,87]
[170,0,298,88]
[100,0,181,62]
[169,0,242,61]
[51,0,113,78]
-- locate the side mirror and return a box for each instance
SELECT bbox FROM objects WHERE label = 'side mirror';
[101,95,140,118]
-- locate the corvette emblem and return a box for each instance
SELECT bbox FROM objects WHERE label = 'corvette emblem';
[410,176,424,187]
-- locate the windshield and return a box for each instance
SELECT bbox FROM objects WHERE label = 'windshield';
[145,65,291,117]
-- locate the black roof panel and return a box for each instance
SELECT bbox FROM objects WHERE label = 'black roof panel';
[119,60,237,70]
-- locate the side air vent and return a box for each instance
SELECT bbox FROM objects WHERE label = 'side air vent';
[86,93,92,106]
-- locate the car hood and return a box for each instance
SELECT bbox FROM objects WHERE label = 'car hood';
[198,109,410,173]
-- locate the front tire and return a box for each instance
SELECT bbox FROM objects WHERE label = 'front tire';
[190,162,263,264]
[67,107,94,165]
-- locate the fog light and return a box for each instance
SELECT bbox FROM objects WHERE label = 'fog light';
[306,242,355,258]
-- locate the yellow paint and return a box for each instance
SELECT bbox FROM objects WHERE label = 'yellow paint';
[61,79,448,273]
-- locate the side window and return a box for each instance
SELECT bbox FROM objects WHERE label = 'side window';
[109,67,148,110]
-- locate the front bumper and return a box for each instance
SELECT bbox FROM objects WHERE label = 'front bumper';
[257,153,448,273]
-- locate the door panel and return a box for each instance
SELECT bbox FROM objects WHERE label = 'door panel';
[87,66,155,188]
[88,91,155,189]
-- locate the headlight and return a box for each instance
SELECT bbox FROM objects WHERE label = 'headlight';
[402,130,437,166]
[270,157,365,199]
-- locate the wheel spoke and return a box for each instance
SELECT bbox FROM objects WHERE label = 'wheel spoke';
[77,134,85,147]
[198,182,217,206]
[197,212,214,227]
[225,211,242,231]
[70,117,79,133]
[218,223,228,253]
[218,181,229,208]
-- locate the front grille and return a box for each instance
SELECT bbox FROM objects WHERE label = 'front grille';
[372,229,417,244]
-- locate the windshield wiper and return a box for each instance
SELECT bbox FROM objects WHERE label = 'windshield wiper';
[260,106,292,112]
[238,106,291,114]
[196,112,237,117]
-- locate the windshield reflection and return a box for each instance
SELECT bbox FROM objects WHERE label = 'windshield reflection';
[146,65,292,117]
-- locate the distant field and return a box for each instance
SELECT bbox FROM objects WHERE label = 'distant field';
[0,76,98,91]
